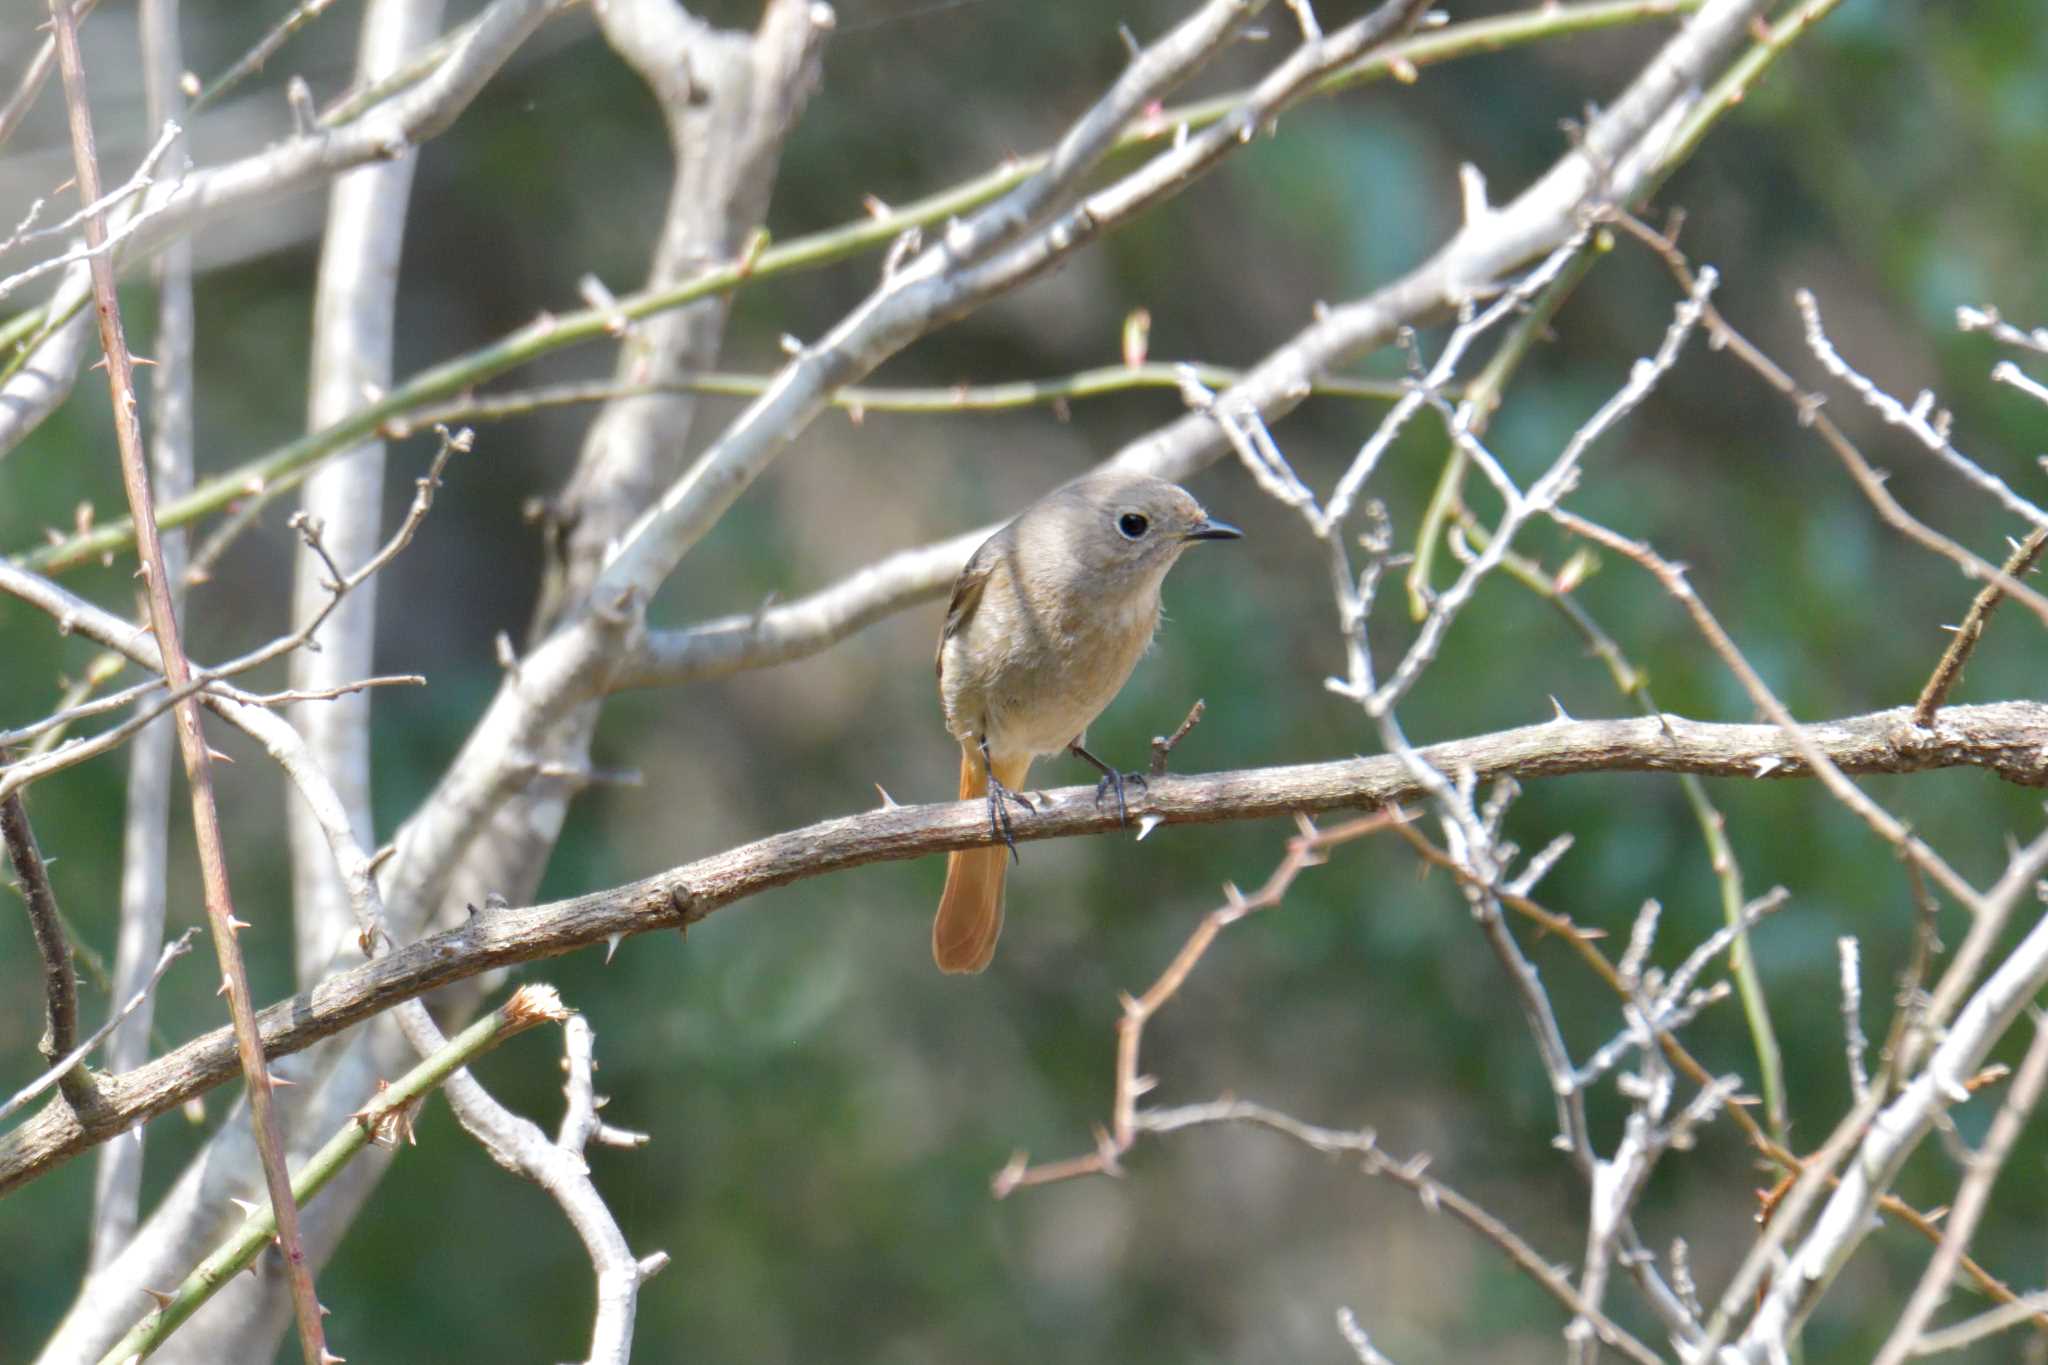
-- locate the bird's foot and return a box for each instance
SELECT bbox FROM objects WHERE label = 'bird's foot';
[984,770,1034,865]
[1068,741,1148,826]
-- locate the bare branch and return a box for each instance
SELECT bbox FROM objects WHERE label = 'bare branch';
[1609,211,2048,629]
[185,0,349,117]
[1551,508,1983,911]
[91,0,194,1277]
[1839,936,1870,1104]
[1913,526,2048,726]
[1872,1013,2048,1365]
[2,764,92,1112]
[43,3,326,1354]
[1912,1292,2048,1358]
[1134,1099,1663,1365]
[289,0,449,990]
[1957,303,2048,356]
[92,986,568,1365]
[1,928,196,1123]
[4,698,2046,1194]
[1798,289,2048,532]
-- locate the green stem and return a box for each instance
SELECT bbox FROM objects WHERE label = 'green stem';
[9,0,1702,569]
[396,362,1407,430]
[94,988,567,1365]
[1460,510,1789,1141]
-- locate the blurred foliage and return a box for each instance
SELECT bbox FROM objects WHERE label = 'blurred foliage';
[2,1,2045,1362]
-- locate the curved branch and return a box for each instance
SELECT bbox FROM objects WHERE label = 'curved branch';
[611,0,1783,693]
[3,699,2043,1195]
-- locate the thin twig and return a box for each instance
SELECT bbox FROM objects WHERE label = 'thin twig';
[390,362,1407,434]
[1136,1099,1664,1365]
[0,0,98,150]
[1551,507,1981,913]
[42,4,328,1359]
[1608,211,2048,629]
[1,763,93,1111]
[1798,289,2048,533]
[0,928,196,1122]
[1911,1292,2048,1357]
[996,809,1407,1190]
[1839,936,1870,1104]
[186,0,348,116]
[1913,526,2048,726]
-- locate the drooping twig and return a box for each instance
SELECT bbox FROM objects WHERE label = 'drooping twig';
[994,809,1406,1193]
[1134,1099,1664,1365]
[1551,507,1981,912]
[42,4,328,1359]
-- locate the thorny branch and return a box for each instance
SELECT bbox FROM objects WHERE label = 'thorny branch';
[3,697,2044,1196]
[1,766,92,1112]
[43,3,329,1357]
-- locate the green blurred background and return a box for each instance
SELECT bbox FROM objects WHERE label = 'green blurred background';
[3,0,2046,1360]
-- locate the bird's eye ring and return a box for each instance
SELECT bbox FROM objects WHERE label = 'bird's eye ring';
[1117,512,1149,540]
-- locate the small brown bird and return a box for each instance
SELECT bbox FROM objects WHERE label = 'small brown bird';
[933,468,1241,973]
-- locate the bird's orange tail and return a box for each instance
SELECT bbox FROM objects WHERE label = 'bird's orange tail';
[933,749,1031,974]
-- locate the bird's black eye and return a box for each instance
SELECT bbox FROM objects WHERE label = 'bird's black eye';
[1117,512,1149,540]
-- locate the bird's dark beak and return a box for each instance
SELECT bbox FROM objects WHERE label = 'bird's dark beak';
[1184,515,1242,542]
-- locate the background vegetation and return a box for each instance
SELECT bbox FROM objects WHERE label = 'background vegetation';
[2,1,2044,1360]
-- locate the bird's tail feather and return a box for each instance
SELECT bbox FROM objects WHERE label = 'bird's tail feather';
[933,749,1030,974]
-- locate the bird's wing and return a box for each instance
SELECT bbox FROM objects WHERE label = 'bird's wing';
[935,534,999,680]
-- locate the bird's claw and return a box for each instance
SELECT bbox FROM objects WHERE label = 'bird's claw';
[985,772,1032,865]
[1092,769,1149,827]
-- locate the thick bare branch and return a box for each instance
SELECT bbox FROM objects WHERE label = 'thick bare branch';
[3,699,2044,1195]
[601,0,1774,691]
[592,0,1433,603]
[1871,1013,2048,1365]
[289,0,445,988]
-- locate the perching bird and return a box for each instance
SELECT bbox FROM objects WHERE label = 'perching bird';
[932,468,1240,973]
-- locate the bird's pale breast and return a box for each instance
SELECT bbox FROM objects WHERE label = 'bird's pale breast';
[940,562,1163,760]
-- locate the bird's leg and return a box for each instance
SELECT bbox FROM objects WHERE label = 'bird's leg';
[1068,739,1148,826]
[979,736,1032,865]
